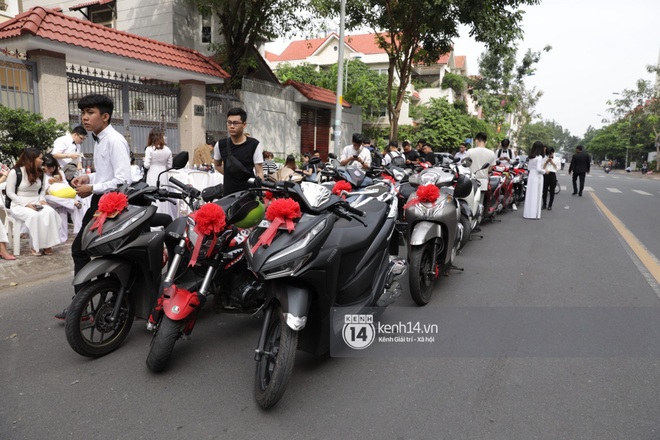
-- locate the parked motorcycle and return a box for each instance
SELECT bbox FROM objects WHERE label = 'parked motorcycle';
[65,154,198,358]
[404,165,472,305]
[145,187,266,373]
[511,161,528,203]
[455,157,484,249]
[246,179,407,409]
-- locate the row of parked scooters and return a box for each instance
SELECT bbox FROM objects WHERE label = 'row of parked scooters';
[62,151,529,409]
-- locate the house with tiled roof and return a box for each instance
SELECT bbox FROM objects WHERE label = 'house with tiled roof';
[1,3,361,161]
[266,32,479,128]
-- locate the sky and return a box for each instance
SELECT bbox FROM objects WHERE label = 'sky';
[453,0,660,137]
[267,0,660,139]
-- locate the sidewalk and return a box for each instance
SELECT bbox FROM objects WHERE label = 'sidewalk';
[0,230,74,289]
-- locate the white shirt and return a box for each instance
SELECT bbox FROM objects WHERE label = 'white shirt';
[382,150,403,166]
[543,156,560,174]
[52,133,81,168]
[454,151,468,160]
[340,145,372,168]
[91,124,132,194]
[466,147,496,190]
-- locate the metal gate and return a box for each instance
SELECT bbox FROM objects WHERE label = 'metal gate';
[205,92,241,144]
[67,64,179,165]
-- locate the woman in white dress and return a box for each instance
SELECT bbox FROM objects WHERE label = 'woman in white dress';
[5,148,63,255]
[42,154,84,243]
[523,141,548,220]
[143,129,176,219]
[0,167,16,259]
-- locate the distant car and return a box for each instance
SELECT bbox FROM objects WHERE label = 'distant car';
[434,152,454,165]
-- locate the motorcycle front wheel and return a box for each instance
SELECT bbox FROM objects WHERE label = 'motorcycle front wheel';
[409,243,436,306]
[459,214,471,250]
[254,306,298,409]
[146,316,184,373]
[65,278,135,358]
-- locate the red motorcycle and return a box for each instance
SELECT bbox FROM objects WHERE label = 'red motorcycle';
[491,163,515,212]
[145,186,266,373]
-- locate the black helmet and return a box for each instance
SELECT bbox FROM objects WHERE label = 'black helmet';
[453,174,473,198]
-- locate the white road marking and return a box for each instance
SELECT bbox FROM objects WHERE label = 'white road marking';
[584,187,594,192]
[561,185,567,191]
[606,188,622,193]
[632,189,653,196]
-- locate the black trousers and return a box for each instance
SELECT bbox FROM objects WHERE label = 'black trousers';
[71,194,100,292]
[542,172,557,207]
[572,172,586,195]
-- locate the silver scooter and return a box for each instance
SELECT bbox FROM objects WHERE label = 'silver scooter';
[404,165,472,305]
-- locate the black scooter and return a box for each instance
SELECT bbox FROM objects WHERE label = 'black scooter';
[245,180,407,409]
[65,153,199,358]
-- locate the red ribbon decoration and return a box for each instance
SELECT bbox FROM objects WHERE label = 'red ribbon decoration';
[263,191,274,208]
[251,198,301,253]
[403,184,440,209]
[188,203,226,267]
[332,181,352,198]
[89,192,129,235]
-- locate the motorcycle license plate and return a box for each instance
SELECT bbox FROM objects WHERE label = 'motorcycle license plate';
[257,220,289,230]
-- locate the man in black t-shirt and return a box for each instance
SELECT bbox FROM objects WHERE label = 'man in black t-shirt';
[213,108,264,196]
[403,141,420,168]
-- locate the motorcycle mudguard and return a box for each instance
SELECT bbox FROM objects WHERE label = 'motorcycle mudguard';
[162,286,202,321]
[409,221,443,246]
[458,200,472,218]
[271,282,310,331]
[72,258,132,287]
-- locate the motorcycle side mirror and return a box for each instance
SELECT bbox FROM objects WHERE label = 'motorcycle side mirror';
[172,151,189,170]
[495,160,501,166]
[453,157,461,163]
[328,153,337,159]
[480,163,490,170]
[309,156,322,165]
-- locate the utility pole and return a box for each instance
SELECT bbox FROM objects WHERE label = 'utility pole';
[332,0,346,157]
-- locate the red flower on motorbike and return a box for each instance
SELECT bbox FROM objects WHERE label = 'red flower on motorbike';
[89,192,129,234]
[188,202,227,266]
[332,181,352,198]
[404,184,440,209]
[251,198,301,252]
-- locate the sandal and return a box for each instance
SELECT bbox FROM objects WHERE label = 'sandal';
[0,253,16,260]
[42,248,54,256]
[31,249,42,256]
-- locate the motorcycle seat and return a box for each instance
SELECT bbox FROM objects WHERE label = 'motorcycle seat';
[324,199,388,254]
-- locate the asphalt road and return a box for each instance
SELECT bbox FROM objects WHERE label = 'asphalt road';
[1,171,660,440]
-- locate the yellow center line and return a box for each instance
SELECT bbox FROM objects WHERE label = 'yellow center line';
[589,192,660,285]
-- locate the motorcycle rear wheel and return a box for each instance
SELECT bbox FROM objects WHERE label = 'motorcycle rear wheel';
[254,306,298,409]
[409,243,436,306]
[146,316,184,373]
[65,278,135,358]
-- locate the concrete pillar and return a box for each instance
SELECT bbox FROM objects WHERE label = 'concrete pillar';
[26,50,68,124]
[179,80,206,162]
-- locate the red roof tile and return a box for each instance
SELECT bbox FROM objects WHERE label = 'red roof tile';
[0,7,229,80]
[277,32,452,66]
[70,0,113,11]
[285,79,350,108]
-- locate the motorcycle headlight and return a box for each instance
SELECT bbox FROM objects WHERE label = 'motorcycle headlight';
[92,209,147,243]
[260,219,327,279]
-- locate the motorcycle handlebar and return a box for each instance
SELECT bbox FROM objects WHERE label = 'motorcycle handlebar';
[168,176,201,199]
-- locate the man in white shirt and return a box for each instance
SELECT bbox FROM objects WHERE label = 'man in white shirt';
[382,141,403,166]
[52,125,87,181]
[454,143,468,161]
[56,94,132,319]
[465,132,496,192]
[340,133,371,170]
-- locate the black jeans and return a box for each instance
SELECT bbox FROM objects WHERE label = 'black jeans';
[71,194,100,293]
[572,172,586,195]
[542,172,557,207]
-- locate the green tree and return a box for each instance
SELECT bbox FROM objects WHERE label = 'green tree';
[187,0,320,89]
[319,0,540,141]
[470,46,549,145]
[0,106,68,163]
[412,98,474,151]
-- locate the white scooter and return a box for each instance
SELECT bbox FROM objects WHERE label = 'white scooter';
[455,157,484,249]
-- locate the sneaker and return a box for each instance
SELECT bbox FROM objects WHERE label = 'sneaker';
[54,309,67,320]
[548,206,552,211]
[542,205,547,210]
[512,203,517,211]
